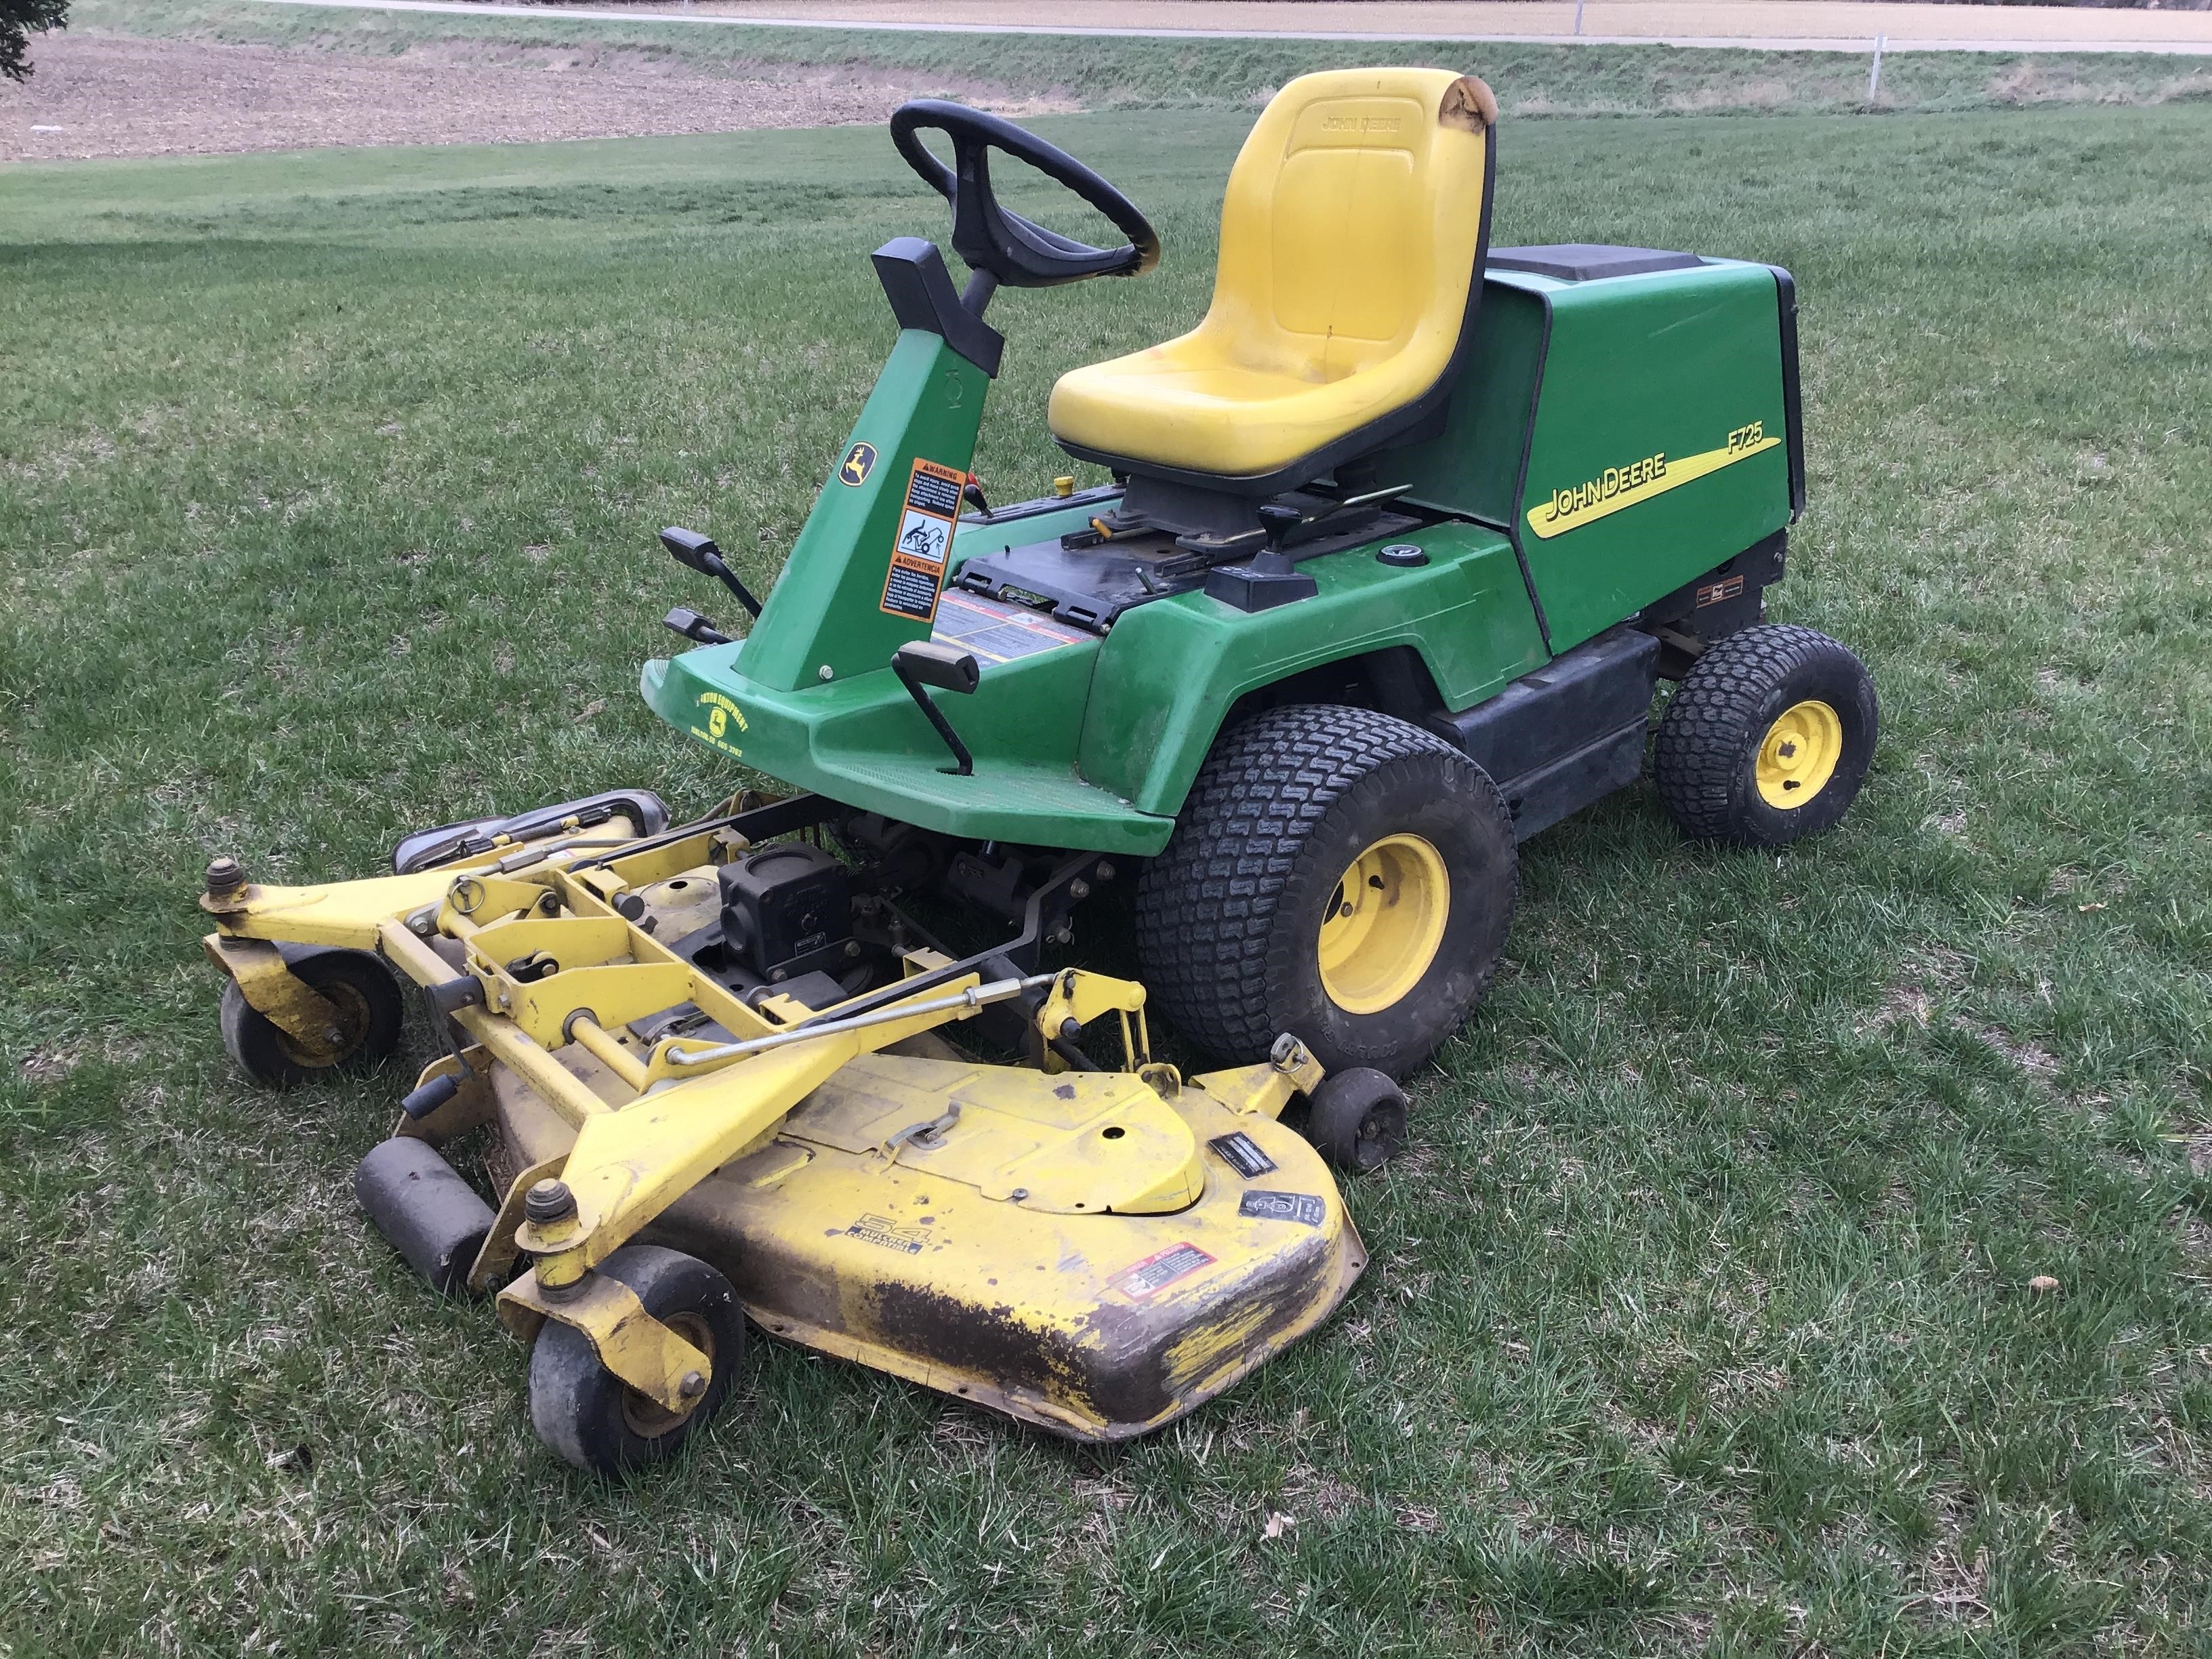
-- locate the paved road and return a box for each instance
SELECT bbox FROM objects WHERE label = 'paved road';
[246,0,2212,56]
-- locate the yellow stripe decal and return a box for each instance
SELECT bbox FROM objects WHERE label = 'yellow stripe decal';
[1526,430,1781,541]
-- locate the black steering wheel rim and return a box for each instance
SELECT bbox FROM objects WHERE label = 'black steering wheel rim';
[890,100,1160,289]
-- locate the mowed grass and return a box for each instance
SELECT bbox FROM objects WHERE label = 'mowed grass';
[3,101,2210,1656]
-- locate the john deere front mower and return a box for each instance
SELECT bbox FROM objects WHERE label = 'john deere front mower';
[199,69,1875,1472]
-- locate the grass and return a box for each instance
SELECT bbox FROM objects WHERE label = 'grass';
[3,96,2211,1655]
[71,0,2212,119]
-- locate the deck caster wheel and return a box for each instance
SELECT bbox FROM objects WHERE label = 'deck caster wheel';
[219,946,405,1089]
[1136,704,1517,1078]
[528,1246,745,1477]
[1304,1067,1408,1174]
[1652,623,1877,848]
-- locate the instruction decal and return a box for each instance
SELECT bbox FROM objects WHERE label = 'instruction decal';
[1111,1242,1215,1300]
[880,457,966,622]
[1207,1132,1277,1179]
[842,1212,929,1255]
[1238,1191,1327,1228]
[839,441,878,487]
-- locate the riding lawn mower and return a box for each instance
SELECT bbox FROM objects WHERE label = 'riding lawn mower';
[197,68,1877,1473]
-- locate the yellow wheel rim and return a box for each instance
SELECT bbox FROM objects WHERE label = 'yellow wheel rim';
[1755,699,1843,808]
[1316,834,1450,1015]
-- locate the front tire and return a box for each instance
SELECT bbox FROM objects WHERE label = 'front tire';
[219,946,405,1089]
[527,1246,745,1477]
[1652,623,1877,847]
[1136,705,1517,1078]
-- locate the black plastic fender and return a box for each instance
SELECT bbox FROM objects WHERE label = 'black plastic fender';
[390,789,671,875]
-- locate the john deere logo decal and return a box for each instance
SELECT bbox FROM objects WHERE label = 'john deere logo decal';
[1528,421,1780,540]
[839,441,878,487]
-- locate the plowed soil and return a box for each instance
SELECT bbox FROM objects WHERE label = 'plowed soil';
[1,33,1071,162]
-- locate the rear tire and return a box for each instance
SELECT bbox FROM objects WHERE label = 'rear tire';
[1652,624,1877,847]
[219,947,405,1089]
[1136,704,1516,1078]
[528,1246,745,1477]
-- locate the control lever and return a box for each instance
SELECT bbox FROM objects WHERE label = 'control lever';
[663,607,731,647]
[659,527,763,619]
[892,639,979,776]
[1204,501,1319,613]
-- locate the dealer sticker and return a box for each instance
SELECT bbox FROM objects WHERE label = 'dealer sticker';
[1238,1191,1326,1227]
[1110,1242,1215,1300]
[880,457,965,623]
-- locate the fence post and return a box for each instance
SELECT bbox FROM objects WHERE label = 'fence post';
[1868,34,1886,100]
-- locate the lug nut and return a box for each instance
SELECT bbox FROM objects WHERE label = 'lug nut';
[678,1370,707,1399]
[205,857,247,897]
[524,1179,577,1225]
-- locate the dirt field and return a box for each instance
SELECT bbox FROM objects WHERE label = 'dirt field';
[595,0,2212,47]
[0,33,1071,163]
[8,0,2205,165]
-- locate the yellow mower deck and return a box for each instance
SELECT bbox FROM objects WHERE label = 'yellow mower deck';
[201,813,1365,1448]
[494,1044,1363,1439]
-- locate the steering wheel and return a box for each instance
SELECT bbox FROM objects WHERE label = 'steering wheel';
[890,100,1160,290]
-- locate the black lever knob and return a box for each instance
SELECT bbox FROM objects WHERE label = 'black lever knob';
[659,526,763,619]
[663,607,730,647]
[1257,503,1302,555]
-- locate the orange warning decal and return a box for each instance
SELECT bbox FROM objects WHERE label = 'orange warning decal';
[880,458,965,623]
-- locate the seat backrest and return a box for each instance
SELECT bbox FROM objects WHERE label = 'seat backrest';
[1204,68,1495,386]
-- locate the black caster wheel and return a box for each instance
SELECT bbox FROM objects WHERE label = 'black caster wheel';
[1304,1066,1409,1174]
[220,946,405,1089]
[528,1245,746,1477]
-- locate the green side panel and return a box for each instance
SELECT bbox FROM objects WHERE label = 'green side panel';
[642,630,1170,856]
[734,330,988,692]
[1080,524,1547,818]
[1391,280,1549,527]
[1512,260,1792,651]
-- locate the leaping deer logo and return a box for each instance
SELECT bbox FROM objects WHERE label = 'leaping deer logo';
[840,442,878,486]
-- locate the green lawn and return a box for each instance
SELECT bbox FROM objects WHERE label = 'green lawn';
[3,100,2210,1656]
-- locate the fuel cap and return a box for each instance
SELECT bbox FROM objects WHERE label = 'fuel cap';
[1376,543,1429,567]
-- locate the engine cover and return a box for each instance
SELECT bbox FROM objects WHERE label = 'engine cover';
[718,842,851,976]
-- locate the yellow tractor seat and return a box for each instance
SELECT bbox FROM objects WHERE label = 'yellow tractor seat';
[1048,68,1498,493]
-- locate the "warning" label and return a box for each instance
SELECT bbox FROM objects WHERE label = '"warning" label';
[880,458,965,623]
[1110,1242,1216,1300]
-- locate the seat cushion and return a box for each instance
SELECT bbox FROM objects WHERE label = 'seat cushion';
[1048,68,1494,482]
